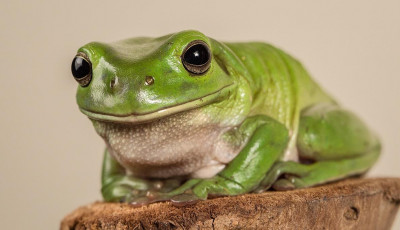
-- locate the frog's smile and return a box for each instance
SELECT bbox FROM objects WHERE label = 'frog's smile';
[80,83,234,124]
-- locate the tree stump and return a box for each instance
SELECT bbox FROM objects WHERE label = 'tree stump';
[61,178,400,230]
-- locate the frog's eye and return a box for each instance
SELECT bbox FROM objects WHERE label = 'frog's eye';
[71,52,92,87]
[181,40,211,75]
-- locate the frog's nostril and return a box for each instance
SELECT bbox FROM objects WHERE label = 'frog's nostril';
[145,76,154,86]
[110,77,118,89]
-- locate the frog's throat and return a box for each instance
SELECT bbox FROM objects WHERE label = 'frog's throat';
[80,83,235,124]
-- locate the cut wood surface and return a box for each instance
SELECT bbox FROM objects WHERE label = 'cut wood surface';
[61,178,400,230]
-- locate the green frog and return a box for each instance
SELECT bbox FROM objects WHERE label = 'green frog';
[71,30,380,205]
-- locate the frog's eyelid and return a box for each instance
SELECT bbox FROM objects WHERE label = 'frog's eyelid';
[76,52,90,62]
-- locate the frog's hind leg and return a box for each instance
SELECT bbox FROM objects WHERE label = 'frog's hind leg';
[257,103,380,191]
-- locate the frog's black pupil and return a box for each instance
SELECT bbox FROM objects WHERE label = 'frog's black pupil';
[71,56,91,79]
[183,44,209,65]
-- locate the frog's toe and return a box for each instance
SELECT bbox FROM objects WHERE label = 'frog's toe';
[272,178,296,190]
[129,192,201,207]
[192,183,210,200]
[130,197,150,207]
[253,178,276,193]
[171,193,201,206]
[130,191,171,206]
[156,177,186,193]
[272,175,309,190]
[102,184,141,202]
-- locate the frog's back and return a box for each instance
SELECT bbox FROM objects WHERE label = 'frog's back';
[224,42,334,130]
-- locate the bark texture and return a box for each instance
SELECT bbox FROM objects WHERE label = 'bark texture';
[61,177,400,230]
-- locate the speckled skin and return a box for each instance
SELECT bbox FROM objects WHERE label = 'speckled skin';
[92,108,240,179]
[73,30,380,204]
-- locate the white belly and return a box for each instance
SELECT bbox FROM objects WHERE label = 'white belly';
[92,109,240,178]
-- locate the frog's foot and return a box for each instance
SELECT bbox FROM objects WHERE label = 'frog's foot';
[269,163,345,191]
[102,176,185,203]
[192,175,244,199]
[101,175,151,202]
[254,161,311,193]
[131,176,244,206]
[272,176,308,190]
[130,191,202,207]
[130,179,202,206]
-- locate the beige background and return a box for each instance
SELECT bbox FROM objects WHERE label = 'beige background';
[0,0,399,229]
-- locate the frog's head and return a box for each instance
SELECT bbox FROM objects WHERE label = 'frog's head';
[72,30,236,123]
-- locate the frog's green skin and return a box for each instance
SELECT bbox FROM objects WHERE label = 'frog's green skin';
[74,30,380,204]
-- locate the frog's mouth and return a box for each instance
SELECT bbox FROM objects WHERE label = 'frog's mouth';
[80,83,234,124]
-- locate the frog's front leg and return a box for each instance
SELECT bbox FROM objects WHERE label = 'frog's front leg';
[101,149,184,202]
[139,115,289,204]
[192,115,289,199]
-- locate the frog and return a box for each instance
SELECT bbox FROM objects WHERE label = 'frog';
[71,30,380,205]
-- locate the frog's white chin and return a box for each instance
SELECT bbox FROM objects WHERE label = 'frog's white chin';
[80,84,234,124]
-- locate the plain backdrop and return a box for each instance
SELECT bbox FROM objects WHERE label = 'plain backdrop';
[0,0,399,229]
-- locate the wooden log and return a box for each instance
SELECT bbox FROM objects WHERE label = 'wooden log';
[61,178,400,230]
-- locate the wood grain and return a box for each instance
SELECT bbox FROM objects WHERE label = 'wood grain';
[61,178,400,230]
